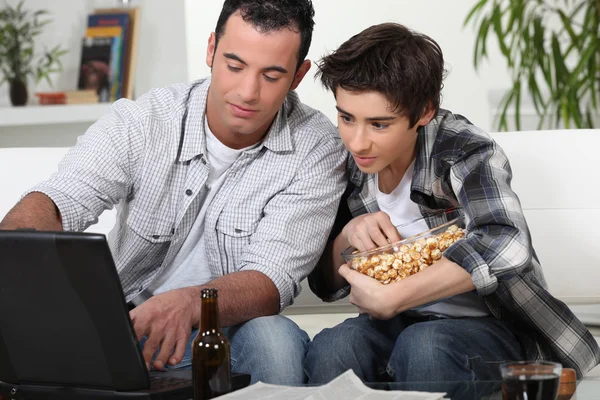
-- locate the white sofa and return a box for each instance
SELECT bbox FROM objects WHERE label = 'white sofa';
[1,129,599,376]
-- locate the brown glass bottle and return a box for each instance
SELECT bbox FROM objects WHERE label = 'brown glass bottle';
[192,288,232,400]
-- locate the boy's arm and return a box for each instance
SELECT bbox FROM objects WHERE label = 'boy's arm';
[442,137,533,296]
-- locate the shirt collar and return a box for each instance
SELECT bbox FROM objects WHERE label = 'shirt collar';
[177,77,295,162]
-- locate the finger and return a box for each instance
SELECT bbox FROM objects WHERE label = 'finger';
[338,264,354,280]
[169,332,190,366]
[340,264,376,287]
[153,330,176,371]
[374,212,401,243]
[353,231,377,252]
[366,224,391,248]
[130,311,149,342]
[142,333,161,371]
[380,222,401,244]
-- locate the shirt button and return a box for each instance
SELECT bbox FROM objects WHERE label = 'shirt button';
[185,189,193,196]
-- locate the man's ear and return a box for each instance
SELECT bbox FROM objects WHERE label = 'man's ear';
[290,60,311,91]
[206,32,217,68]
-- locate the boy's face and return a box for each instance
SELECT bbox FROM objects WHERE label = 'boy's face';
[205,12,311,147]
[335,88,433,174]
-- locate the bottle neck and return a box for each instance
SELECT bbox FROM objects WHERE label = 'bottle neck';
[200,297,221,332]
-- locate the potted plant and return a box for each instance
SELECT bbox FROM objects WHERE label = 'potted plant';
[0,0,67,106]
[464,0,599,130]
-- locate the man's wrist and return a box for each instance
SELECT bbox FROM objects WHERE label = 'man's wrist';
[182,286,203,326]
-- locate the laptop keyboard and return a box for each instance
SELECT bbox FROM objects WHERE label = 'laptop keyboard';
[149,376,191,391]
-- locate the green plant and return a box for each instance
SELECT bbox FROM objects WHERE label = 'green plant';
[464,0,600,130]
[0,0,67,86]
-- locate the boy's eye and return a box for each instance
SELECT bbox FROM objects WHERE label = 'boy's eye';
[264,75,278,83]
[340,115,352,123]
[373,122,389,129]
[227,65,242,72]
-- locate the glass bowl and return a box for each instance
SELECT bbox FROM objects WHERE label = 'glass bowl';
[342,212,466,285]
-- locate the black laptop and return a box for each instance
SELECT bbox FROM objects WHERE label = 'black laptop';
[0,230,249,399]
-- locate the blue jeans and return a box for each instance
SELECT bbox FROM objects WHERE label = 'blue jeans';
[305,314,525,397]
[148,315,310,385]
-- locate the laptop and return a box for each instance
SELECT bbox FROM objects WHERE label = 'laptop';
[0,230,250,399]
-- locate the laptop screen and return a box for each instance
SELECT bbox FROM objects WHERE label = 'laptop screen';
[0,231,149,391]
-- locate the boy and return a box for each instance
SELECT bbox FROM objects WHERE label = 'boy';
[305,22,599,387]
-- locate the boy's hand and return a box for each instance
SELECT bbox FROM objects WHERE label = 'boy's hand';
[341,211,401,252]
[339,264,399,320]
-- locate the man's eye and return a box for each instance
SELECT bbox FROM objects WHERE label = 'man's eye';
[227,65,242,72]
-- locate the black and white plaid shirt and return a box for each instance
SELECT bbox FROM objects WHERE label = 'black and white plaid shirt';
[29,77,347,311]
[310,109,600,377]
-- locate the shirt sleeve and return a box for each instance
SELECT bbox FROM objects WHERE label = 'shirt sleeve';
[24,99,146,232]
[443,138,533,296]
[238,135,347,310]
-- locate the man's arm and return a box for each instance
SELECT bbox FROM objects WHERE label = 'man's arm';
[2,100,146,234]
[195,270,279,326]
[130,271,278,370]
[0,192,62,231]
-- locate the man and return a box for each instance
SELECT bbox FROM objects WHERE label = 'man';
[0,0,346,385]
[305,22,600,391]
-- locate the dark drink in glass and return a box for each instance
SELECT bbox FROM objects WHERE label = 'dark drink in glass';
[500,361,562,400]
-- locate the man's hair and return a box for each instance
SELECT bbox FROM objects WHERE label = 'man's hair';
[316,23,446,128]
[215,0,315,71]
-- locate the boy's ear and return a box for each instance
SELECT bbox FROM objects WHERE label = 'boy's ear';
[417,105,436,126]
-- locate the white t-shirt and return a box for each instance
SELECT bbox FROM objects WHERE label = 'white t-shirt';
[375,160,489,318]
[149,119,258,295]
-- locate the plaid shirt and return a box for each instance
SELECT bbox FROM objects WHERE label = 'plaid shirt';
[29,77,347,311]
[310,109,600,377]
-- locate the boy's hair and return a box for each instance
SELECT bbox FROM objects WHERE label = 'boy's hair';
[215,0,315,71]
[316,23,446,128]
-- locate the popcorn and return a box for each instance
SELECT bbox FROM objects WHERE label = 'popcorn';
[348,223,465,284]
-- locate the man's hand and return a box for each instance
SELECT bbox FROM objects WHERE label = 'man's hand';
[341,211,401,252]
[130,287,200,370]
[338,264,398,320]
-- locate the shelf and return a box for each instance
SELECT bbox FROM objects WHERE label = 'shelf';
[0,104,111,128]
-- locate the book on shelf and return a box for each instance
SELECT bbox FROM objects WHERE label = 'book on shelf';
[89,7,141,100]
[86,13,129,100]
[77,36,118,103]
[35,90,99,105]
[64,90,99,104]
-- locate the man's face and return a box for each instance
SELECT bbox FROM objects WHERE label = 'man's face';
[205,13,311,148]
[335,88,433,174]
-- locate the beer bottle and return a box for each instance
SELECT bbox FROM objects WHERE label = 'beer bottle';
[192,288,232,400]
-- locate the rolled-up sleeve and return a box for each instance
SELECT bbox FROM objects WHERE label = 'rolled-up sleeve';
[25,99,145,232]
[239,136,347,310]
[444,140,532,296]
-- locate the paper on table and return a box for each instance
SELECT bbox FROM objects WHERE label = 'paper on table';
[217,369,446,400]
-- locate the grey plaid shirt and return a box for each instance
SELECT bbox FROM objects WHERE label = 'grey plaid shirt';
[29,77,347,311]
[310,109,600,377]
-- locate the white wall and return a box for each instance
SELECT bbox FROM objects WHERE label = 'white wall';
[184,0,515,133]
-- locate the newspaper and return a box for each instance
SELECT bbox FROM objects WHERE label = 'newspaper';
[218,370,446,400]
